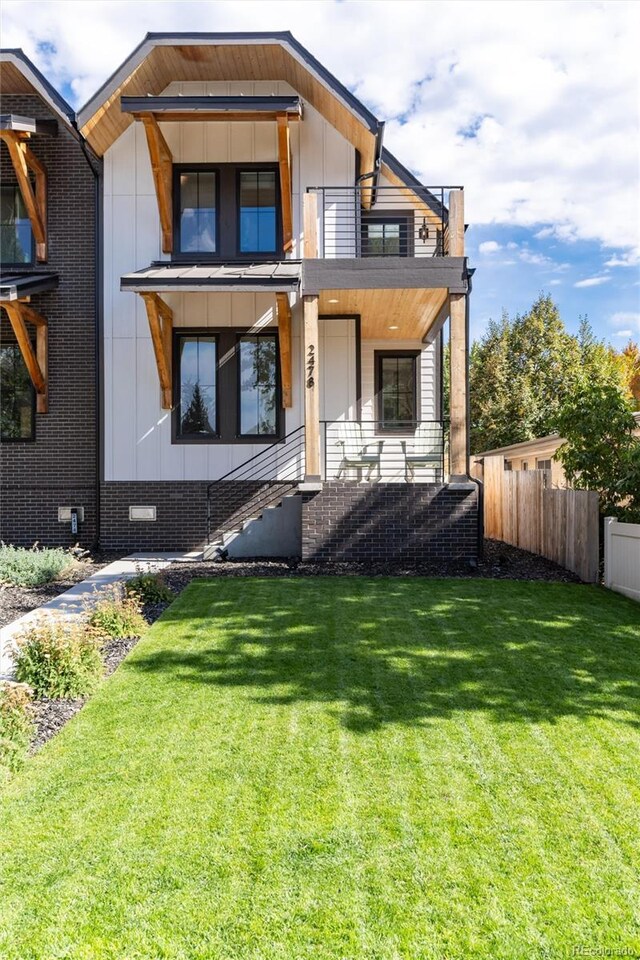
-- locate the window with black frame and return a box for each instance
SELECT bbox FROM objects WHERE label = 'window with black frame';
[1,338,35,440]
[361,214,411,257]
[0,185,33,265]
[375,351,418,431]
[238,171,278,254]
[238,333,279,436]
[178,171,217,254]
[176,334,217,440]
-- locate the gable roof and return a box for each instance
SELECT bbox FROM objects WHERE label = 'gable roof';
[0,49,75,128]
[76,32,383,162]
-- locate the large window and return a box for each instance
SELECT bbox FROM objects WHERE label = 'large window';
[173,329,281,443]
[0,185,33,265]
[174,165,280,259]
[375,351,419,431]
[176,335,217,440]
[1,339,35,441]
[361,214,411,257]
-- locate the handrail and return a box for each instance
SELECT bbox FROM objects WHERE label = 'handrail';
[206,425,305,495]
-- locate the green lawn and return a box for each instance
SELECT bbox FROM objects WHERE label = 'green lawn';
[1,578,639,959]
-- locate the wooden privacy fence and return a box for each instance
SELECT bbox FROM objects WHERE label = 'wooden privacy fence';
[604,517,640,602]
[483,455,599,582]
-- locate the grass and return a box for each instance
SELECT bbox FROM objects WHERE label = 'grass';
[0,577,639,959]
[0,544,75,587]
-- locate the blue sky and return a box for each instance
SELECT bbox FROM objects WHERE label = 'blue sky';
[4,0,639,346]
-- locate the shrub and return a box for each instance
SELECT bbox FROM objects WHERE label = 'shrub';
[0,544,76,588]
[88,587,147,640]
[0,682,34,781]
[15,620,103,699]
[125,571,174,605]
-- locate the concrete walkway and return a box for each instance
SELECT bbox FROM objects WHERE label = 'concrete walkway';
[0,552,201,680]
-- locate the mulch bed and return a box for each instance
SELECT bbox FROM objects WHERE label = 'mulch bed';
[25,538,580,753]
[0,551,122,631]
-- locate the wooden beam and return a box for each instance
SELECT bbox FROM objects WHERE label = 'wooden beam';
[358,142,377,211]
[449,292,468,478]
[303,295,321,479]
[1,301,47,410]
[140,293,173,409]
[303,191,318,258]
[0,130,47,261]
[276,293,293,408]
[141,116,173,255]
[448,189,465,257]
[277,115,293,253]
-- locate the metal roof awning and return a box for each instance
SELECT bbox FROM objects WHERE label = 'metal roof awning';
[121,261,301,293]
[120,95,303,122]
[0,272,59,301]
[0,114,58,136]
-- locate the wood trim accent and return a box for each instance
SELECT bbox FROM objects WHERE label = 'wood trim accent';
[133,110,301,124]
[303,295,321,478]
[275,293,292,408]
[141,116,173,254]
[448,189,464,257]
[277,115,293,253]
[1,300,48,412]
[449,292,468,477]
[0,130,47,261]
[140,292,173,408]
[303,191,318,258]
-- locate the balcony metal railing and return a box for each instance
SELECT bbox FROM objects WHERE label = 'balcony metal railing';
[307,185,461,259]
[323,420,448,482]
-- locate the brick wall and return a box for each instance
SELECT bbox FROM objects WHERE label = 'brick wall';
[0,94,98,547]
[301,482,479,562]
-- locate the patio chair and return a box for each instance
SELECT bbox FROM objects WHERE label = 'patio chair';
[401,422,444,482]
[334,421,383,481]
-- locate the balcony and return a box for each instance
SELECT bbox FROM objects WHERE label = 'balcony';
[305,185,462,259]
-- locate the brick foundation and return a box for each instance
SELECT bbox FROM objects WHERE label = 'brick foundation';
[300,482,479,562]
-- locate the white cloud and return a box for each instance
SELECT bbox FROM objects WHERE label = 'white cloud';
[478,240,500,254]
[549,279,562,286]
[610,311,640,333]
[2,0,639,261]
[574,276,611,288]
[604,251,640,268]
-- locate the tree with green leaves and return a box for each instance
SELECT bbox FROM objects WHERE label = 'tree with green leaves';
[555,380,640,521]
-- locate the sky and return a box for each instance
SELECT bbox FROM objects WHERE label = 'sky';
[3,0,639,345]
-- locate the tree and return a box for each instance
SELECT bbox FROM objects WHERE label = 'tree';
[180,382,213,435]
[555,380,640,521]
[618,340,640,406]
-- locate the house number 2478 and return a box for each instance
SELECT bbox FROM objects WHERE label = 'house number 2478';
[306,344,315,389]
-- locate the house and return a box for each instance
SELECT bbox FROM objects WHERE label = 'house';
[472,413,640,488]
[1,32,478,563]
[0,50,100,545]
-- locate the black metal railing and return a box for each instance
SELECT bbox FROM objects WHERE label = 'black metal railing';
[307,185,461,258]
[323,420,447,482]
[206,426,306,545]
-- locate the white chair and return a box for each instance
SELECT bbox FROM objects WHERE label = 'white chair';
[335,422,383,481]
[401,423,443,482]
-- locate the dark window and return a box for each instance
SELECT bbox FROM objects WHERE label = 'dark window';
[522,461,528,471]
[176,335,218,439]
[0,185,33,265]
[361,214,411,257]
[238,334,278,436]
[537,458,552,471]
[178,171,217,254]
[173,329,281,443]
[174,164,281,260]
[375,351,418,430]
[238,171,277,254]
[505,460,513,471]
[0,339,35,440]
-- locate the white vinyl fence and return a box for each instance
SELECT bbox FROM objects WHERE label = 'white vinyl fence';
[604,517,640,602]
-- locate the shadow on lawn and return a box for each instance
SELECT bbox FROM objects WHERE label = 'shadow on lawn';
[131,580,640,732]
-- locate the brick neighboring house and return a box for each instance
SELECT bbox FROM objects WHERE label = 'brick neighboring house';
[1,33,479,563]
[0,50,100,546]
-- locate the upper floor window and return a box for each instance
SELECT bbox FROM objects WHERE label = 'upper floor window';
[174,164,281,260]
[0,337,35,440]
[0,185,33,265]
[361,213,411,257]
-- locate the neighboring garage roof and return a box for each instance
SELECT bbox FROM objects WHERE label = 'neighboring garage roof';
[0,49,75,128]
[0,272,59,301]
[121,261,301,293]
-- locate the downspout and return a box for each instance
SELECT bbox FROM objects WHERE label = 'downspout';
[75,127,103,549]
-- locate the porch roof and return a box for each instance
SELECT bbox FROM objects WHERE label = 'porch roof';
[120,95,303,122]
[0,272,59,301]
[120,261,301,293]
[0,114,58,135]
